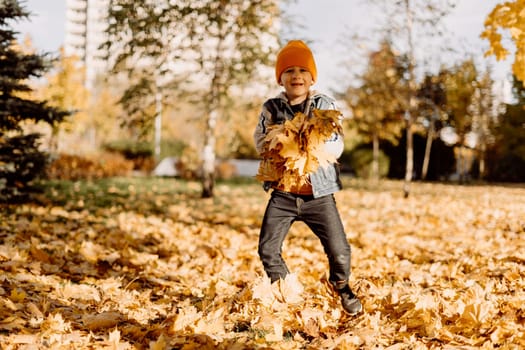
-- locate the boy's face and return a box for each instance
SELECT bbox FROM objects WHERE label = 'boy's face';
[280,66,314,104]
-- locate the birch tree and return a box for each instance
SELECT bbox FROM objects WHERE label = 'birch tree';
[105,1,197,139]
[105,0,280,198]
[416,73,447,180]
[370,0,454,196]
[190,0,279,197]
[470,69,497,180]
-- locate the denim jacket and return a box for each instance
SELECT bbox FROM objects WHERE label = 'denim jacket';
[253,90,344,198]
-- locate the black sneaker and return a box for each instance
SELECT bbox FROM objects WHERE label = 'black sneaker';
[337,285,362,315]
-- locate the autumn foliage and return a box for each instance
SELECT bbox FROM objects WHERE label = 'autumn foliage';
[46,153,134,181]
[256,109,343,191]
[1,178,524,349]
[482,0,525,83]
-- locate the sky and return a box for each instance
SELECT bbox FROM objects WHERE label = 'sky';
[12,0,512,97]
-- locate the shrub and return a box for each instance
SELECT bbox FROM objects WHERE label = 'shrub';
[175,147,201,180]
[160,139,186,159]
[46,153,134,181]
[350,147,390,179]
[102,140,153,158]
[216,161,237,180]
[102,140,155,171]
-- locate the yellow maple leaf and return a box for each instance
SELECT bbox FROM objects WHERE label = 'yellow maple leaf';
[278,134,301,160]
[252,276,275,307]
[255,158,283,182]
[82,311,122,331]
[311,109,343,136]
[10,289,26,303]
[276,273,304,305]
[149,334,168,350]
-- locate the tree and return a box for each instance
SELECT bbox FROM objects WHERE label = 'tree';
[442,59,478,182]
[0,0,69,202]
[481,0,525,84]
[487,76,525,182]
[416,72,447,180]
[339,40,406,180]
[106,0,280,198]
[469,69,498,180]
[193,0,279,197]
[35,48,90,152]
[370,0,455,196]
[105,1,199,131]
[36,48,122,153]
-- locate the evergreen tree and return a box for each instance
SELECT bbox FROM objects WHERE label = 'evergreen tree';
[0,0,69,202]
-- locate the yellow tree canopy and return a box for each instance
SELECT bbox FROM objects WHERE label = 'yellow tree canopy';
[481,0,525,83]
[38,48,89,111]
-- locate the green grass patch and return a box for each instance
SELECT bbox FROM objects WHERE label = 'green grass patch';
[38,177,200,213]
[36,176,263,215]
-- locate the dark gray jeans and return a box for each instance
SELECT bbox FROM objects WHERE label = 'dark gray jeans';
[258,190,351,285]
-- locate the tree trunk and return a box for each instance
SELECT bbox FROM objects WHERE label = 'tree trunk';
[403,0,416,198]
[201,109,217,198]
[455,139,465,183]
[457,146,464,183]
[49,126,59,154]
[200,2,227,199]
[201,139,217,198]
[372,132,380,180]
[404,117,414,198]
[478,112,488,181]
[154,90,162,164]
[421,117,435,180]
[478,142,486,180]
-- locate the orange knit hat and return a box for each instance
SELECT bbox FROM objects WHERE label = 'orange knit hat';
[275,40,317,83]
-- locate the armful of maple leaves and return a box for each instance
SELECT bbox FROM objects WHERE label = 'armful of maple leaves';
[255,109,343,191]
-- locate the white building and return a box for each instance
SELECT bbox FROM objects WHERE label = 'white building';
[64,0,110,90]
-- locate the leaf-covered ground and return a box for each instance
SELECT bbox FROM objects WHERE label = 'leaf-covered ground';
[1,177,524,349]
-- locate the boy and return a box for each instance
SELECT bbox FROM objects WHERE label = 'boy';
[253,40,362,315]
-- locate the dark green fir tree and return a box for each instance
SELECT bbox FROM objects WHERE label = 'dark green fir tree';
[0,0,69,203]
